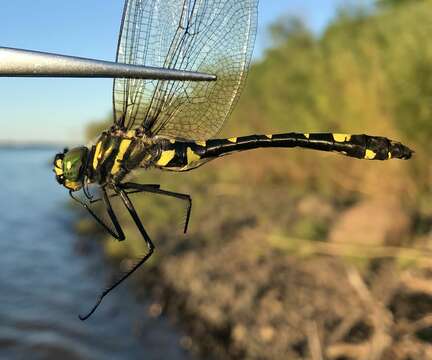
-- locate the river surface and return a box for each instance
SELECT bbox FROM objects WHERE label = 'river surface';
[0,148,192,360]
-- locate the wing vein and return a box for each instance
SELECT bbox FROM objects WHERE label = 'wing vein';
[113,0,258,139]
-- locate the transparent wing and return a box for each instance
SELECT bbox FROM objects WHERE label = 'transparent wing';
[113,0,257,139]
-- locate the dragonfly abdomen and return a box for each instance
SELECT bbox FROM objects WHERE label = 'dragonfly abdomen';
[203,133,413,160]
[154,132,413,172]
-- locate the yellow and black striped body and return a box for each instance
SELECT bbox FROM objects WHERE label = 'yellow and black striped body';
[88,131,160,184]
[86,131,412,185]
[153,132,413,172]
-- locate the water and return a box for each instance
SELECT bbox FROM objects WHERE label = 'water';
[0,148,191,360]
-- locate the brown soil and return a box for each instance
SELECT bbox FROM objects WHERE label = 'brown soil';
[134,229,432,360]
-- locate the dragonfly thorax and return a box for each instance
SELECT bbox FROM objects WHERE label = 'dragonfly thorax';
[53,146,90,191]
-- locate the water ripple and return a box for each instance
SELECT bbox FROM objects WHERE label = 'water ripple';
[0,149,191,360]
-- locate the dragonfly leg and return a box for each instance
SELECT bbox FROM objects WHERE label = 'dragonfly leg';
[78,185,155,321]
[88,184,161,204]
[119,182,192,233]
[114,185,155,253]
[69,188,125,241]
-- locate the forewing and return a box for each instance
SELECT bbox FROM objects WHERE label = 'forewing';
[113,0,257,139]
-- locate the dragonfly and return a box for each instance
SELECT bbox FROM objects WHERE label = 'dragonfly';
[47,0,411,320]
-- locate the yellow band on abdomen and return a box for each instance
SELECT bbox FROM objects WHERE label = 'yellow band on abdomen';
[156,150,176,166]
[187,147,201,164]
[333,133,352,142]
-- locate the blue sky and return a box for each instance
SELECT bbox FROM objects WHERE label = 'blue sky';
[0,1,366,144]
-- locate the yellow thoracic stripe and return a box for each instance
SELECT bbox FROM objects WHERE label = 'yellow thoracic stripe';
[93,141,103,170]
[104,144,115,160]
[333,133,352,142]
[111,139,132,175]
[265,134,273,139]
[187,147,201,164]
[227,137,237,143]
[304,133,310,139]
[156,150,176,166]
[126,130,136,138]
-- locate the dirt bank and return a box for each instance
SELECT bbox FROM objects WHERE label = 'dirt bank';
[136,231,432,360]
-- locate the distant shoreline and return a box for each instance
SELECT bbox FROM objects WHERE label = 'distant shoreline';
[0,143,77,151]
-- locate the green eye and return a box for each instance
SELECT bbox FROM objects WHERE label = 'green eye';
[63,147,88,182]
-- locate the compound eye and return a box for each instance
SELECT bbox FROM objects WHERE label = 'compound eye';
[63,147,88,182]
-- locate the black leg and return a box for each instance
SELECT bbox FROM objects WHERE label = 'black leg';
[120,182,192,233]
[78,185,155,321]
[69,188,125,241]
[115,186,155,252]
[83,183,93,201]
[88,184,161,204]
[86,184,190,233]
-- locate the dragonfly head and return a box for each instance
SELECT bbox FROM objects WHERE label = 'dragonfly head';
[53,147,89,191]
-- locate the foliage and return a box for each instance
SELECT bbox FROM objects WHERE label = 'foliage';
[84,1,432,256]
[377,0,425,8]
